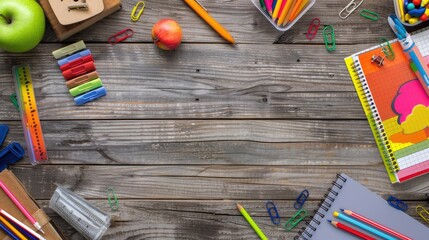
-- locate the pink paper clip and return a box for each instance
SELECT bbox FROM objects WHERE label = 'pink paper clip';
[108,28,134,45]
[306,18,321,40]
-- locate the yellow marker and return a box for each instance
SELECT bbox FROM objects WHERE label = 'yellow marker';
[0,215,28,240]
[237,204,268,240]
[288,0,309,23]
[272,0,284,20]
[277,0,295,26]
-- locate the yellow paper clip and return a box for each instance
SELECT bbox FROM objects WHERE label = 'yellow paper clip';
[131,1,145,22]
[416,205,429,224]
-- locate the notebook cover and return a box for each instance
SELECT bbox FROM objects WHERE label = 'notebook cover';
[39,0,122,41]
[296,174,429,239]
[0,169,63,239]
[345,29,429,183]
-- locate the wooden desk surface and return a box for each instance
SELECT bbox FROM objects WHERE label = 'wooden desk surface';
[1,0,428,239]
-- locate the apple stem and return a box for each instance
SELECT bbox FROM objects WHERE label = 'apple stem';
[0,14,11,24]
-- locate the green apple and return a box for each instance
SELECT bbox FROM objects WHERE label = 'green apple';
[0,0,45,53]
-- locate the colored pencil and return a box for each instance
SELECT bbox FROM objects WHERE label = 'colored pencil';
[265,0,273,15]
[0,208,46,240]
[236,204,268,240]
[0,180,45,234]
[0,215,27,240]
[341,209,412,240]
[259,0,267,13]
[272,0,284,20]
[277,0,294,26]
[280,0,298,26]
[277,0,288,20]
[288,0,309,23]
[287,0,303,22]
[328,220,376,240]
[0,220,20,240]
[333,211,397,240]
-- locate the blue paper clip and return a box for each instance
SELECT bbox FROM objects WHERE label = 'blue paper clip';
[0,142,25,171]
[0,125,8,147]
[387,196,408,212]
[74,86,107,105]
[294,190,309,209]
[284,209,307,231]
[266,201,280,225]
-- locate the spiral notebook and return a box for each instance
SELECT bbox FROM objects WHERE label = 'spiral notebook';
[295,174,429,240]
[345,29,429,183]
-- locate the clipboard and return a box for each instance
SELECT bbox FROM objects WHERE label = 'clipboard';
[48,0,104,25]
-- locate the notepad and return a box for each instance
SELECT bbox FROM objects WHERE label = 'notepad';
[345,28,429,183]
[295,174,429,240]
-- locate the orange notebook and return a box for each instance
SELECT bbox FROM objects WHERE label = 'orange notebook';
[345,28,429,183]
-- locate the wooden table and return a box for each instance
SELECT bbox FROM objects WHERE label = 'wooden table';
[1,0,428,239]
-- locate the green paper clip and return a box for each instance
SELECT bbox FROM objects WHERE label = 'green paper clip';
[284,209,307,231]
[9,93,19,111]
[323,25,336,52]
[107,187,119,211]
[360,9,379,21]
[379,37,395,61]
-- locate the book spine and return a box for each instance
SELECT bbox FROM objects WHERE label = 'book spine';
[351,58,400,176]
[293,174,348,240]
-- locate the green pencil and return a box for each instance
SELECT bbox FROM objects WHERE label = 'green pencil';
[236,203,268,240]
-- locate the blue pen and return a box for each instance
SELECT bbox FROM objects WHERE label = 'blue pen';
[334,211,398,240]
[0,221,20,240]
[388,14,429,96]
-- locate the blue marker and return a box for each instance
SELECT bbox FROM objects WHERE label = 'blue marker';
[388,14,429,96]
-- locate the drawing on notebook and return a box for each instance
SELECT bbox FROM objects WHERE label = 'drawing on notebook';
[345,36,429,183]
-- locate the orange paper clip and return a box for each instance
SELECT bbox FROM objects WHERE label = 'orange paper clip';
[131,1,145,22]
[306,18,320,40]
[108,28,134,45]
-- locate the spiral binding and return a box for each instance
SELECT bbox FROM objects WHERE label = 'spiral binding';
[350,59,399,173]
[294,174,347,240]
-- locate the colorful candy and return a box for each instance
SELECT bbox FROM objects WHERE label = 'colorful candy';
[400,0,429,24]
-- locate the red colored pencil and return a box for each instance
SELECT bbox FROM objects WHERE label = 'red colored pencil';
[341,209,412,240]
[329,220,376,240]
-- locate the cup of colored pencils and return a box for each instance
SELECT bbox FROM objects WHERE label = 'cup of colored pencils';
[251,0,317,31]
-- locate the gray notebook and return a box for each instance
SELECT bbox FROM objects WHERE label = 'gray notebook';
[296,174,429,240]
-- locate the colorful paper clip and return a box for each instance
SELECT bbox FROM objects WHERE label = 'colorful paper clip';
[339,0,364,20]
[323,25,336,52]
[9,93,19,111]
[387,196,408,212]
[266,201,281,225]
[108,28,134,45]
[107,187,119,211]
[131,1,145,22]
[360,9,379,21]
[294,190,309,209]
[284,209,307,231]
[306,18,321,40]
[379,37,395,61]
[416,205,429,224]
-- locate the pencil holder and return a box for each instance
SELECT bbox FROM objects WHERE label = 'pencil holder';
[393,0,429,31]
[251,0,316,31]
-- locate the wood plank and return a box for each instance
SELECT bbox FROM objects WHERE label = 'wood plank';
[2,119,381,165]
[38,200,429,240]
[9,165,429,200]
[41,0,399,44]
[0,43,372,120]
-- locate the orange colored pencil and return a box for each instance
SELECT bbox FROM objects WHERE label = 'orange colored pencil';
[288,0,309,22]
[279,0,298,26]
[277,0,295,26]
[287,0,303,22]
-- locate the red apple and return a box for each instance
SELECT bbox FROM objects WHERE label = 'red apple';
[152,19,182,50]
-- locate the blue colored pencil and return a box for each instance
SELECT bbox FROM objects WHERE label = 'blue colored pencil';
[272,0,278,10]
[334,211,397,240]
[0,221,20,240]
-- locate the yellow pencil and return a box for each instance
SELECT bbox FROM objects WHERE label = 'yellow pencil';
[272,0,284,20]
[183,0,235,44]
[277,0,295,26]
[280,0,299,26]
[0,215,28,240]
[288,0,309,23]
[237,204,268,240]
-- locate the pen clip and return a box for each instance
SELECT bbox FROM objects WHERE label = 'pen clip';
[194,0,208,12]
